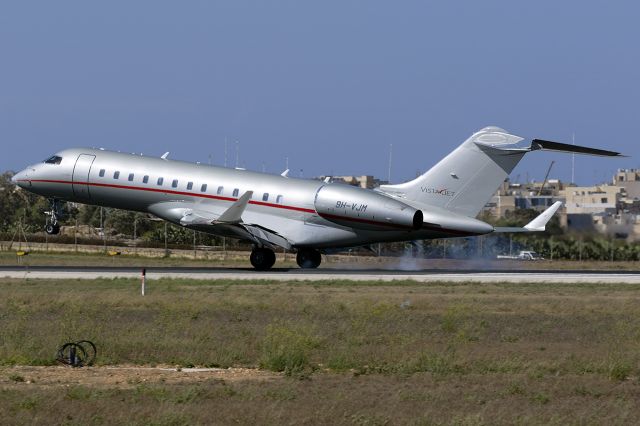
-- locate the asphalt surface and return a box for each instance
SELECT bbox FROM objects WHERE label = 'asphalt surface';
[0,265,639,274]
[2,265,640,283]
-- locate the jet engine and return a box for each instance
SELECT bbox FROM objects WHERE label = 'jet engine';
[314,184,423,231]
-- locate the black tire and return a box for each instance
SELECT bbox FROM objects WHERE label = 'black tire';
[250,248,276,271]
[76,340,97,366]
[45,223,60,235]
[296,249,322,269]
[56,342,88,367]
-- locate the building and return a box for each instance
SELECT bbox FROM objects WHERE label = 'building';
[483,179,566,218]
[613,169,640,200]
[560,184,625,235]
[483,174,640,239]
[562,185,622,215]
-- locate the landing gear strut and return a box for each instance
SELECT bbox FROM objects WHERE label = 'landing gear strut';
[296,248,322,269]
[44,199,64,235]
[250,247,276,271]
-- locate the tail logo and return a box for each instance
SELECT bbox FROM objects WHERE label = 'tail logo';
[421,187,455,197]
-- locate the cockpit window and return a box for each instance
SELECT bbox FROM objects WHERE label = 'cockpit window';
[44,155,62,165]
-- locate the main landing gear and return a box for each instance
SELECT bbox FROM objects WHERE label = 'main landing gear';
[296,248,322,269]
[250,247,276,271]
[44,199,64,235]
[249,247,322,270]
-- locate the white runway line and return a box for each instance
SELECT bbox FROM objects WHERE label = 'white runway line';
[2,270,640,283]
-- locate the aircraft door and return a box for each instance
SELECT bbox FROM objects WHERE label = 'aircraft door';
[72,154,96,201]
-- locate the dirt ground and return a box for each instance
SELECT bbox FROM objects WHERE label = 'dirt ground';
[0,365,279,389]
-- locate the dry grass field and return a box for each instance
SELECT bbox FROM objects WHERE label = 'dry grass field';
[2,277,640,425]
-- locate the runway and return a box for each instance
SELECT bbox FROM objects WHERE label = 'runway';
[2,265,640,283]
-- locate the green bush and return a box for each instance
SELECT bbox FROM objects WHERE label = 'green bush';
[259,323,318,376]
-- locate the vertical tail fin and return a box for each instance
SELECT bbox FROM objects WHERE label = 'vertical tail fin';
[379,127,528,218]
[379,126,622,218]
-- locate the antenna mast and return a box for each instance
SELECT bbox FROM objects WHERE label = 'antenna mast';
[571,132,575,184]
[224,137,228,168]
[387,143,393,183]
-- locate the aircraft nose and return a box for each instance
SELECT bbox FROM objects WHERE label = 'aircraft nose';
[11,169,29,187]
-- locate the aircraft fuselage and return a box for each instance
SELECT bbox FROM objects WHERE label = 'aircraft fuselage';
[12,147,492,250]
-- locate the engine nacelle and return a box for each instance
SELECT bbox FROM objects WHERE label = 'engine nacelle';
[314,184,423,231]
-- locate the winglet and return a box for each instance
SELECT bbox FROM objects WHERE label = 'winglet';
[215,191,253,224]
[281,169,290,177]
[161,152,170,160]
[523,201,563,231]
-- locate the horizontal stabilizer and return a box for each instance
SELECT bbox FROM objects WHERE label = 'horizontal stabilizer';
[493,201,562,233]
[524,201,562,231]
[531,139,623,157]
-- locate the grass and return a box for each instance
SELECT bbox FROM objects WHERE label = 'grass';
[2,277,640,424]
[2,372,640,425]
[0,249,288,268]
[2,278,640,374]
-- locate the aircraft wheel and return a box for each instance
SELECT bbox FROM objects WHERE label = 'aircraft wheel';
[250,248,276,271]
[45,223,60,235]
[296,249,321,269]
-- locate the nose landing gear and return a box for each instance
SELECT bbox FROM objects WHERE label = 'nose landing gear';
[44,199,64,235]
[296,248,322,269]
[45,223,60,235]
[250,247,276,271]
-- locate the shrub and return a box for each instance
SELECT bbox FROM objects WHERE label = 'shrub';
[260,323,318,376]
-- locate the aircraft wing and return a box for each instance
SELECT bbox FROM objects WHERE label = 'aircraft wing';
[493,201,562,233]
[176,193,293,250]
[215,191,252,223]
[178,191,254,227]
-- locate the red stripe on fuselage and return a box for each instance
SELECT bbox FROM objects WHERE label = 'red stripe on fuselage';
[23,179,316,214]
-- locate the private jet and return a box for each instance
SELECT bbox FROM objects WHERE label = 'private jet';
[12,126,621,270]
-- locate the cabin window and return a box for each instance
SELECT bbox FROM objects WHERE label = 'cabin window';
[276,195,283,204]
[157,177,164,186]
[113,171,120,179]
[143,175,149,184]
[187,182,193,190]
[217,186,224,195]
[128,173,134,182]
[99,169,105,177]
[232,188,239,197]
[44,155,62,165]
[200,184,207,192]
[172,179,178,188]
[262,193,269,202]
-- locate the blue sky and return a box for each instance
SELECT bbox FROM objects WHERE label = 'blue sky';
[1,1,638,185]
